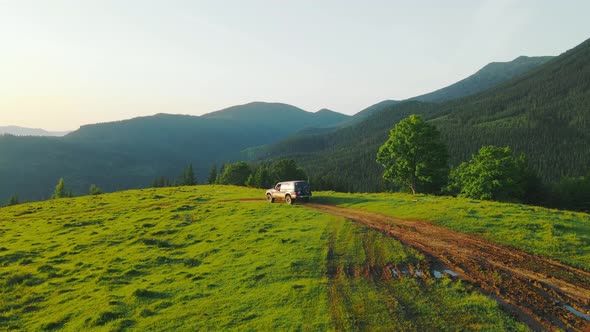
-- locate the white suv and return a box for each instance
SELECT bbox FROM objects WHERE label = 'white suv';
[266,181,312,204]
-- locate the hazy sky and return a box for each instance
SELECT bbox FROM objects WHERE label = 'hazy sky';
[1,0,589,131]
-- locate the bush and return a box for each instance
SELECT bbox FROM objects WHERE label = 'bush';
[89,184,103,195]
[447,146,530,202]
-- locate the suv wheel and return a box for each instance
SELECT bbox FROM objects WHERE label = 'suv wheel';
[285,195,292,205]
[266,194,274,203]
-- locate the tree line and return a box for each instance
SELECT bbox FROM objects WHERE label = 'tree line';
[150,160,306,189]
[208,159,307,188]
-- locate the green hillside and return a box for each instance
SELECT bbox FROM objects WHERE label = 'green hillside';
[0,103,348,202]
[0,186,527,331]
[257,38,589,192]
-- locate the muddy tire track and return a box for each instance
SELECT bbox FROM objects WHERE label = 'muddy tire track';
[305,203,590,331]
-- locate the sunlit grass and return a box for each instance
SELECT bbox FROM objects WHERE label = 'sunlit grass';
[1,185,526,330]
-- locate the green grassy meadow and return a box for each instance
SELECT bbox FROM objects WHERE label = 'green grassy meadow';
[314,192,590,270]
[1,185,526,331]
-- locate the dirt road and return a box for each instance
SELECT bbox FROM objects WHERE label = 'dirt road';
[305,203,590,331]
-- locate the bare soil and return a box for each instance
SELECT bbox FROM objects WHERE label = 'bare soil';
[305,203,590,332]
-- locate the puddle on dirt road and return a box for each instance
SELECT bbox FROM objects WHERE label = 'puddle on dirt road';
[442,269,458,277]
[392,267,459,280]
[564,305,590,322]
[552,297,590,322]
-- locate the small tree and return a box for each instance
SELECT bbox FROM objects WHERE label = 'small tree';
[153,176,171,188]
[208,164,218,184]
[89,184,103,195]
[181,163,197,186]
[446,146,529,201]
[216,163,228,183]
[377,115,448,194]
[217,162,251,186]
[7,194,19,206]
[51,178,67,199]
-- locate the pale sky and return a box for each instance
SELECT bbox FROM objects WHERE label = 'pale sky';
[1,0,589,131]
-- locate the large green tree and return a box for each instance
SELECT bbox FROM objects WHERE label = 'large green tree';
[377,115,448,194]
[446,146,529,201]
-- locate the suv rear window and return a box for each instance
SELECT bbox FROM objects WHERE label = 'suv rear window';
[295,182,309,191]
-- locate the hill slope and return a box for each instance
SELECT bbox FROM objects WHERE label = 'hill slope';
[258,39,589,191]
[0,102,348,202]
[0,186,528,330]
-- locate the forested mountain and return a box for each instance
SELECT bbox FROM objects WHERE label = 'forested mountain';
[202,102,349,129]
[256,39,589,192]
[348,100,401,122]
[409,56,553,103]
[344,55,552,126]
[0,125,70,136]
[0,103,348,201]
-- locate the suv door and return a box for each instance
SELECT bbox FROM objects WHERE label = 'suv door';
[282,182,294,199]
[274,183,285,200]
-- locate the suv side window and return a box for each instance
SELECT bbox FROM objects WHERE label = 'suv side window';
[283,183,293,191]
[275,184,281,191]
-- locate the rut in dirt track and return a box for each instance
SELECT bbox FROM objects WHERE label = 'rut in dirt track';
[304,203,590,331]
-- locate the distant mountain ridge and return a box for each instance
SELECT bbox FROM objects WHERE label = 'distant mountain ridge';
[202,102,349,129]
[0,102,349,201]
[0,125,70,137]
